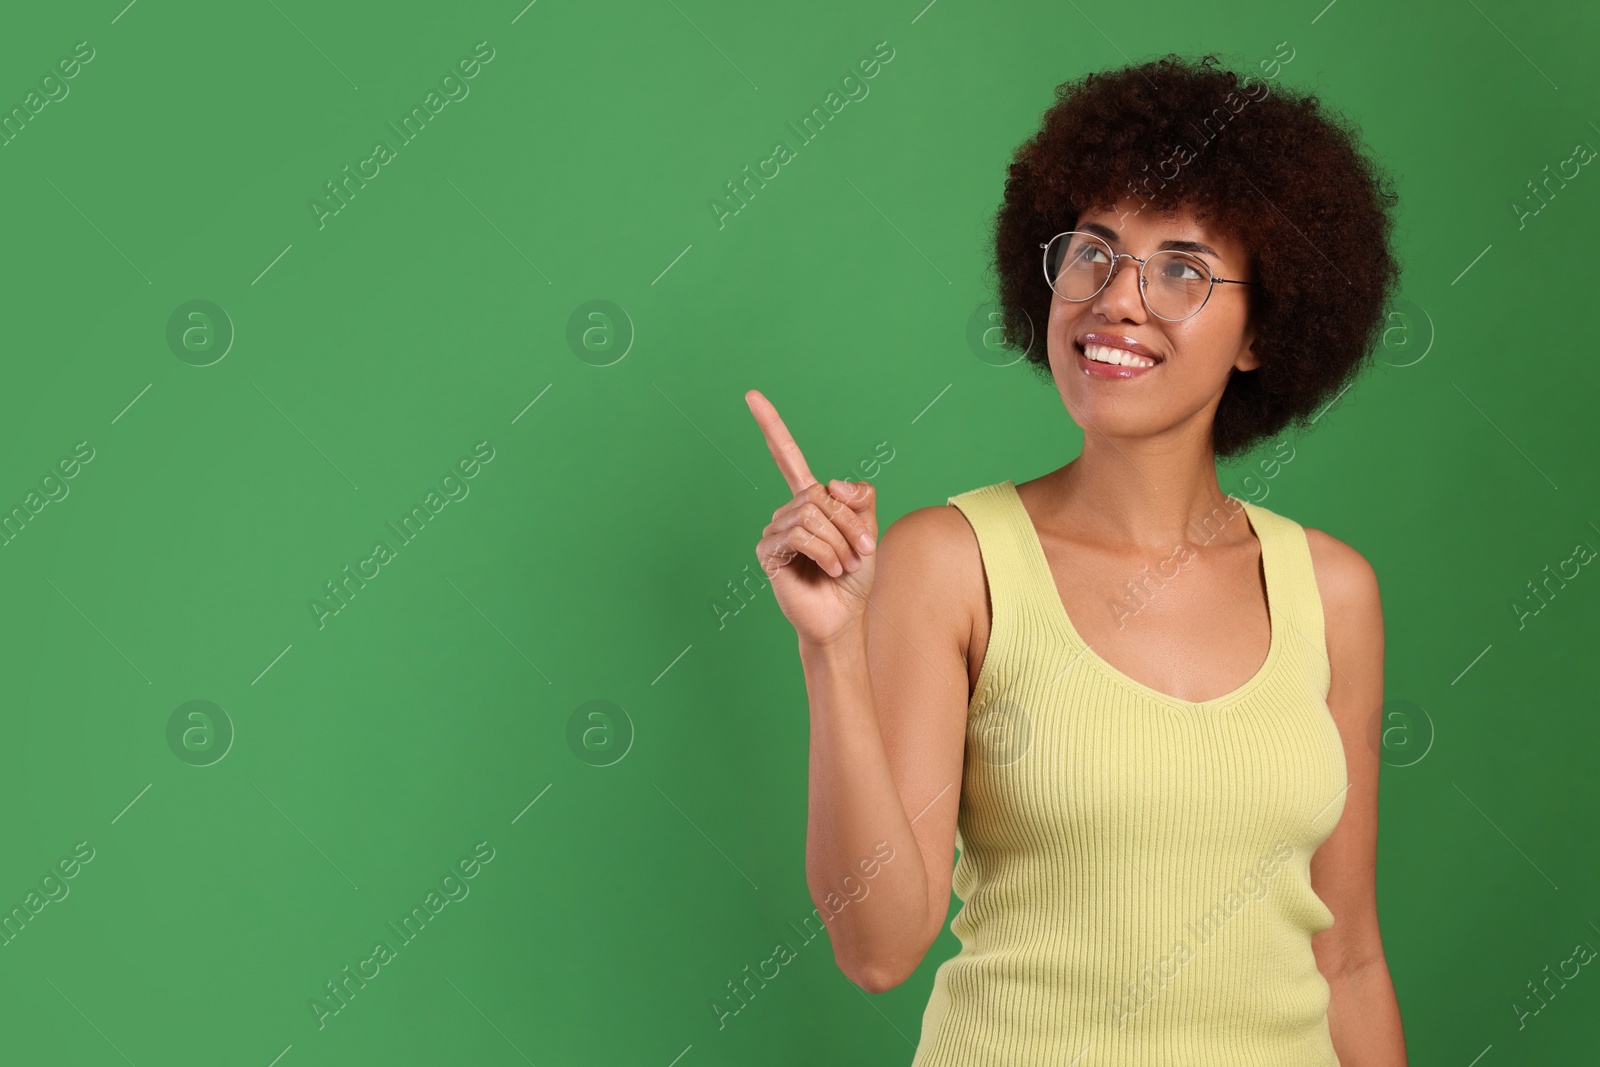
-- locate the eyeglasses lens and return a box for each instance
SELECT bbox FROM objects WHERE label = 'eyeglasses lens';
[1045,232,1212,321]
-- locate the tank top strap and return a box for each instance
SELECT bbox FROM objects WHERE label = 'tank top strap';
[1236,498,1331,693]
[945,480,1064,643]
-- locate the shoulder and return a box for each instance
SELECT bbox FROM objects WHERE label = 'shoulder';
[1301,524,1382,630]
[1297,523,1385,701]
[875,500,987,648]
[1244,497,1382,653]
[1297,525,1385,763]
[1244,497,1380,618]
[881,480,1007,564]
[879,502,984,593]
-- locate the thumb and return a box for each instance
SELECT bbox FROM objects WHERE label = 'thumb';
[827,478,875,513]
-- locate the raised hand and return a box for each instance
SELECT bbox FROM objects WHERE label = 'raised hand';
[745,388,879,647]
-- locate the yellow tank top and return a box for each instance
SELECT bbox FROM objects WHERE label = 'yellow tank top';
[911,480,1348,1066]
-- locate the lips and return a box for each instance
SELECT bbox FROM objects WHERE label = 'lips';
[1074,331,1164,362]
[1073,339,1161,379]
[1077,341,1160,369]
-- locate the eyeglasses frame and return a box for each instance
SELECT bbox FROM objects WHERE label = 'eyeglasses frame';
[1039,231,1256,322]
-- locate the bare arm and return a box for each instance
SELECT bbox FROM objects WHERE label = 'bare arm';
[743,389,971,994]
[1306,529,1406,1064]
[801,506,973,992]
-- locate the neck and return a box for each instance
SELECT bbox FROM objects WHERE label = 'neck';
[1042,433,1244,551]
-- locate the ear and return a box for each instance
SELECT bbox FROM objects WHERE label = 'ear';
[1235,323,1262,372]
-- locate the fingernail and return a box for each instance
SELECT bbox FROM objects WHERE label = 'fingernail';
[829,479,853,498]
[858,532,874,552]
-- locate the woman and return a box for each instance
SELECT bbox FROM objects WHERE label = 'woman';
[746,53,1405,1064]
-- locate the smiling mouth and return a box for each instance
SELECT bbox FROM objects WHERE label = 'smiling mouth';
[1074,340,1162,372]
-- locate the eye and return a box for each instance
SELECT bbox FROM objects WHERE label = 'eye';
[1158,256,1206,282]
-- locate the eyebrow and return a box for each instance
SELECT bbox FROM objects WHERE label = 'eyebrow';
[1077,221,1223,261]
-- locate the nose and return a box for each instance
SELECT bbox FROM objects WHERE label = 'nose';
[1091,253,1149,322]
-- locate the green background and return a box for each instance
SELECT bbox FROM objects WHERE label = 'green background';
[2,0,1597,1063]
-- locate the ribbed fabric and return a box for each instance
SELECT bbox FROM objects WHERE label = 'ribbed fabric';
[910,480,1348,1067]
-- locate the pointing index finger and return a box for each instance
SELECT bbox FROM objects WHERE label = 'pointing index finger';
[744,389,816,495]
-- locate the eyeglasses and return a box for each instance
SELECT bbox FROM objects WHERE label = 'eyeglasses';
[1039,231,1254,322]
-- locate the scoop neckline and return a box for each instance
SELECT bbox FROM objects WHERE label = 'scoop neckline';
[1000,479,1283,712]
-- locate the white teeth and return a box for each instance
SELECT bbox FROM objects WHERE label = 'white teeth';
[1082,342,1157,368]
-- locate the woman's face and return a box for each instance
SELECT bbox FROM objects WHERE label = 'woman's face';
[1046,195,1258,446]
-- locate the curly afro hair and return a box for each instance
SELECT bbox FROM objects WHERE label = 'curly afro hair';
[991,53,1402,460]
